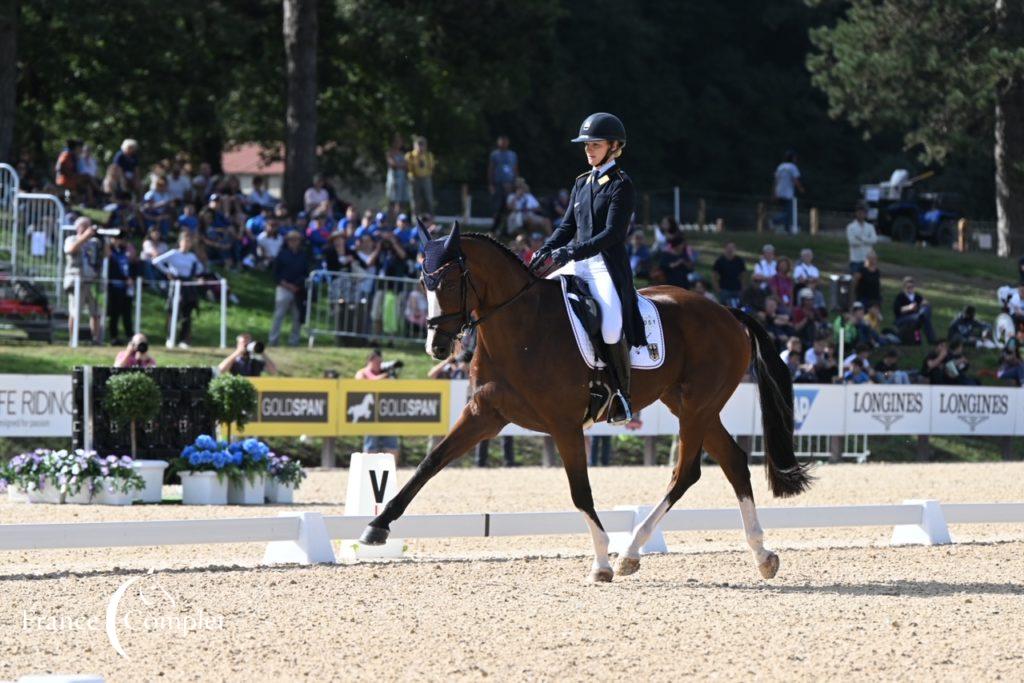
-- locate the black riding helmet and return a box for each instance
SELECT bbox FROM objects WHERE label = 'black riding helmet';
[571,113,626,143]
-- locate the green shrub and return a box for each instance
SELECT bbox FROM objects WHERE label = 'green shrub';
[103,371,162,458]
[207,374,258,440]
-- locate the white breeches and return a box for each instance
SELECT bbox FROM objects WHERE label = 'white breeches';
[551,255,622,344]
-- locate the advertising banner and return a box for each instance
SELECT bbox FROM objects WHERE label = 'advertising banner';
[845,385,931,435]
[239,377,339,437]
[931,386,1018,436]
[0,374,73,437]
[338,379,450,436]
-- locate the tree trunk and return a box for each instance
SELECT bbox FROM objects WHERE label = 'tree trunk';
[130,419,137,460]
[0,0,17,162]
[282,0,317,214]
[994,0,1024,257]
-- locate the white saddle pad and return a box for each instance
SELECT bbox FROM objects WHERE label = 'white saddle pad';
[559,276,665,370]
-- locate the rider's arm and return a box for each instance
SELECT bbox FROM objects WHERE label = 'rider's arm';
[566,178,635,261]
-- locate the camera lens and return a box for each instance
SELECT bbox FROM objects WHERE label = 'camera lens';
[136,341,148,354]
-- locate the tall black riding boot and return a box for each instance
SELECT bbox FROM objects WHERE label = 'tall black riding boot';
[605,338,633,425]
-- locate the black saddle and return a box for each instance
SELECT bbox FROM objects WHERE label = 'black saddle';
[562,275,613,423]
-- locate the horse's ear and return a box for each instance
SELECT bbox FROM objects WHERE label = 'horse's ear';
[444,221,461,252]
[416,217,431,244]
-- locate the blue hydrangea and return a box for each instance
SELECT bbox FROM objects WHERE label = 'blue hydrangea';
[195,435,217,450]
[242,438,260,455]
[212,451,228,469]
[182,445,197,459]
[229,450,243,466]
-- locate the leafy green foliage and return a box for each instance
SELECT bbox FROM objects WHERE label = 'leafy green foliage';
[102,372,162,426]
[206,374,258,431]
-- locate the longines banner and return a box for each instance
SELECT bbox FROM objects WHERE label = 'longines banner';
[932,386,1018,436]
[239,377,338,437]
[0,374,73,437]
[339,379,450,436]
[845,386,931,435]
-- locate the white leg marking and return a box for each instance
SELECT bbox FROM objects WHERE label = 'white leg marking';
[624,498,671,559]
[583,514,611,573]
[738,496,771,564]
[424,289,440,354]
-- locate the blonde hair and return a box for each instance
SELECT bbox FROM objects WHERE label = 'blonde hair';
[121,138,138,153]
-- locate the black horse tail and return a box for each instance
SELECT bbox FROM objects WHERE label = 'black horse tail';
[729,308,812,497]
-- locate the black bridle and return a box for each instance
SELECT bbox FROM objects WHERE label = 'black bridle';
[424,252,548,347]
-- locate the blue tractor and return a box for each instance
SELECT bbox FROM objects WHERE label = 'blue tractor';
[860,170,961,245]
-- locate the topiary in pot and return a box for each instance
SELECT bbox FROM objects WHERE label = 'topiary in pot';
[103,371,162,459]
[207,374,258,441]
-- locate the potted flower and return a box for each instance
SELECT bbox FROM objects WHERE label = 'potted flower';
[102,371,162,459]
[41,449,98,504]
[174,435,230,505]
[206,374,257,441]
[226,438,269,505]
[92,454,146,506]
[265,452,307,504]
[5,450,49,502]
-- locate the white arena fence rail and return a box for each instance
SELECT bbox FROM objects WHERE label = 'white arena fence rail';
[0,501,1022,565]
[163,277,229,349]
[305,269,426,347]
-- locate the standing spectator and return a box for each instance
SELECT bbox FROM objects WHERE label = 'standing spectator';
[655,234,694,288]
[406,136,436,217]
[488,135,519,232]
[792,248,820,294]
[874,349,911,384]
[627,232,651,278]
[712,241,746,306]
[153,232,204,348]
[768,256,795,309]
[141,227,169,291]
[772,149,804,233]
[62,216,102,342]
[247,176,277,213]
[303,174,330,215]
[354,349,400,458]
[113,139,140,194]
[846,202,877,273]
[853,249,882,310]
[752,243,777,289]
[114,334,157,368]
[106,231,137,344]
[269,231,310,347]
[589,435,612,467]
[893,276,937,344]
[385,134,410,215]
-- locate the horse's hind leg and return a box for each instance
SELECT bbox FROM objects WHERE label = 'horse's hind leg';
[551,428,613,583]
[360,405,504,545]
[615,394,706,577]
[703,419,779,579]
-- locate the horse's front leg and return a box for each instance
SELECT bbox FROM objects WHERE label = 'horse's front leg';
[550,428,613,583]
[359,401,505,545]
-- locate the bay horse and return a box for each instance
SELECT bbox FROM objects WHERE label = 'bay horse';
[360,224,811,582]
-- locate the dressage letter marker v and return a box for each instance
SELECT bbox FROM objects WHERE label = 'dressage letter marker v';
[369,470,389,515]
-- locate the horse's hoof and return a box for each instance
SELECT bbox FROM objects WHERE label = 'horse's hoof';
[589,566,614,583]
[359,525,390,546]
[615,555,641,577]
[758,551,780,579]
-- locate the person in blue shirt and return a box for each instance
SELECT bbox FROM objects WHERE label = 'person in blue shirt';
[488,135,519,232]
[270,231,311,347]
[178,204,199,233]
[843,357,872,384]
[393,213,419,249]
[106,231,137,343]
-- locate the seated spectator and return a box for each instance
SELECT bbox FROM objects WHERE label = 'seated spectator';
[768,256,795,309]
[761,296,795,350]
[792,289,826,346]
[218,333,277,377]
[752,244,777,289]
[945,339,978,385]
[141,227,169,290]
[655,234,694,288]
[114,334,157,368]
[842,343,872,373]
[805,336,838,382]
[853,250,882,311]
[142,176,176,236]
[304,174,330,215]
[792,248,820,294]
[393,214,420,250]
[921,340,957,385]
[997,331,1024,385]
[247,176,278,213]
[691,278,717,302]
[522,232,544,265]
[306,210,333,259]
[55,139,91,203]
[712,241,746,307]
[653,215,681,251]
[628,231,651,278]
[781,337,814,383]
[505,178,551,235]
[849,301,883,347]
[873,349,911,384]
[947,305,994,348]
[113,138,140,193]
[339,205,359,234]
[165,161,192,204]
[843,357,872,384]
[178,204,200,233]
[893,276,937,344]
[256,218,285,268]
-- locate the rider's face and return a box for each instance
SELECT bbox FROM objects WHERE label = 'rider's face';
[584,140,611,167]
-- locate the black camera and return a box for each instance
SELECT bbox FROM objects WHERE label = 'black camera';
[380,359,404,378]
[135,341,149,354]
[247,340,265,355]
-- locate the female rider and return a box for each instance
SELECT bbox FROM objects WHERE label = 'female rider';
[530,113,647,424]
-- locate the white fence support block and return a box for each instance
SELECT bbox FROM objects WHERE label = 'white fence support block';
[18,675,105,683]
[891,499,951,546]
[607,505,668,556]
[263,512,336,565]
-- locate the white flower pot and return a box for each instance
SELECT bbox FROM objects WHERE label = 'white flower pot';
[7,487,28,503]
[228,474,266,505]
[27,486,60,504]
[179,471,228,505]
[63,487,94,504]
[131,460,169,503]
[265,480,295,504]
[94,478,138,506]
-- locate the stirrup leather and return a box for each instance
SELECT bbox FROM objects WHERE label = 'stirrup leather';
[603,338,633,425]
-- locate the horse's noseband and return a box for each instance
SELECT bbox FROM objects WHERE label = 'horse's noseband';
[424,256,477,346]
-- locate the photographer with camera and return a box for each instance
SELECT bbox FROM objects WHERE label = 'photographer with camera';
[63,216,103,342]
[114,333,157,368]
[218,333,278,377]
[355,348,401,457]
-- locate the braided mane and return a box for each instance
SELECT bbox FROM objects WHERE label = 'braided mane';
[461,232,538,280]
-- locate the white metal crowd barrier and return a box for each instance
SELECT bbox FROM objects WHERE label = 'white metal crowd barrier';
[305,269,426,347]
[0,162,18,269]
[14,193,67,308]
[0,501,1021,565]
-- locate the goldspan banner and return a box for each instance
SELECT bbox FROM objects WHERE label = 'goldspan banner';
[238,377,339,437]
[339,379,450,436]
